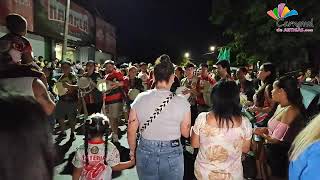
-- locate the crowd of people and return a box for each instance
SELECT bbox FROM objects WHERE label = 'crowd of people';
[0,13,320,180]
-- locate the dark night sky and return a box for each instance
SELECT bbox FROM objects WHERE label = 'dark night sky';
[82,0,220,63]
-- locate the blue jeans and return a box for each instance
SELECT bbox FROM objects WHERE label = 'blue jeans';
[136,137,184,180]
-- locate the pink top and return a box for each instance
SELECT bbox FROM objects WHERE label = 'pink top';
[268,119,289,141]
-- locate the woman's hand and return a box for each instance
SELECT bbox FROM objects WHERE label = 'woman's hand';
[253,127,268,136]
[128,155,136,167]
[248,106,259,113]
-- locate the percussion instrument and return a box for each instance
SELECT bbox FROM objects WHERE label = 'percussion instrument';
[77,77,95,95]
[201,81,213,106]
[97,79,113,93]
[240,93,248,106]
[176,86,190,99]
[52,82,68,96]
[128,88,140,101]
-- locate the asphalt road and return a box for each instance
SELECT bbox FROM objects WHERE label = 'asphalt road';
[53,121,196,180]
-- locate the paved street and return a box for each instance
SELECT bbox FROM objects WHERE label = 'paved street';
[53,121,196,180]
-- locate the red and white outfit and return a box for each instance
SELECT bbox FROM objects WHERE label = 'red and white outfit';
[72,140,120,180]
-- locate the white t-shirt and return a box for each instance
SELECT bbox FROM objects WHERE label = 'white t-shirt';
[72,141,120,180]
[131,89,190,141]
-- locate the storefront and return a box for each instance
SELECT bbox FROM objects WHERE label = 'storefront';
[0,0,117,63]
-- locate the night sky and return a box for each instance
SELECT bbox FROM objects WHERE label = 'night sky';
[81,0,220,63]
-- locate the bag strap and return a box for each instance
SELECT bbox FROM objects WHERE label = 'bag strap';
[140,92,176,133]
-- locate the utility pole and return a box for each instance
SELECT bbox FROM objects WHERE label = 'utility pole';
[62,0,70,61]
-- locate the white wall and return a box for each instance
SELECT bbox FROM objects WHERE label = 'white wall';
[95,51,112,64]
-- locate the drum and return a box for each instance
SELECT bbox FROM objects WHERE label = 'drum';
[97,79,112,93]
[77,77,95,95]
[202,81,213,106]
[128,89,140,101]
[52,82,68,96]
[240,93,248,106]
[176,86,190,99]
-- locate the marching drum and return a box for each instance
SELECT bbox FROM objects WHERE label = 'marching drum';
[96,79,112,93]
[176,86,190,99]
[202,81,213,106]
[128,89,140,101]
[77,77,95,95]
[52,82,68,96]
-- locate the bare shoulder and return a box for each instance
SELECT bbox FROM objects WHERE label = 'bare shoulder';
[281,106,300,124]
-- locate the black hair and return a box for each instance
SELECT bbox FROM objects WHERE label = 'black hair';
[175,66,184,76]
[275,76,306,117]
[256,62,277,107]
[84,113,110,165]
[185,62,195,69]
[211,80,242,129]
[238,67,248,74]
[0,90,54,180]
[154,54,174,83]
[200,63,209,69]
[6,14,27,35]
[216,60,231,76]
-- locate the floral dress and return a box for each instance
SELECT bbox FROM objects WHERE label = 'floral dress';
[193,113,252,180]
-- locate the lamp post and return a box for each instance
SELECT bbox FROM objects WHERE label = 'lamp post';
[184,52,190,59]
[62,0,70,61]
[209,46,216,52]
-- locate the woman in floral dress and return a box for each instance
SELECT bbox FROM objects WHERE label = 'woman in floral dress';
[191,80,252,180]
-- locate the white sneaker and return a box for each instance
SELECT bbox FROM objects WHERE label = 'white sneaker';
[112,134,119,142]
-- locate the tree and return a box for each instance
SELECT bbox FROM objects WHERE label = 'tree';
[210,0,320,72]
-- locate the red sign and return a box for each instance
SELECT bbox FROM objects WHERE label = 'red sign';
[34,0,95,44]
[96,17,116,55]
[0,0,34,31]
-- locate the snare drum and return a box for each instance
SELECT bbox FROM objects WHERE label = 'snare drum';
[77,77,95,95]
[97,79,112,93]
[52,82,68,96]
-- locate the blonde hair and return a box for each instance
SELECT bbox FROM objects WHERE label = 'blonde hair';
[289,114,320,161]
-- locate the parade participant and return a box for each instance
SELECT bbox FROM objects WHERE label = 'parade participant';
[103,60,125,143]
[127,54,191,180]
[181,62,199,125]
[191,80,252,180]
[236,67,255,102]
[0,14,33,64]
[125,66,144,103]
[175,66,184,81]
[43,66,56,94]
[55,60,78,138]
[0,41,55,116]
[82,60,103,115]
[72,113,135,180]
[0,91,54,180]
[0,14,47,82]
[254,76,306,179]
[249,63,277,124]
[216,60,232,81]
[138,62,149,91]
[196,63,216,113]
[289,114,320,180]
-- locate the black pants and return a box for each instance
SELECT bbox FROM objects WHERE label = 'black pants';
[87,103,103,115]
[264,143,290,178]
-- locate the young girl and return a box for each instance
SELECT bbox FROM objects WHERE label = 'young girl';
[72,113,135,180]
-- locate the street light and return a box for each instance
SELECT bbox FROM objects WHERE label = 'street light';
[184,52,190,58]
[209,46,215,52]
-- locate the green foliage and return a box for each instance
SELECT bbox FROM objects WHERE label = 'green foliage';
[210,0,320,71]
